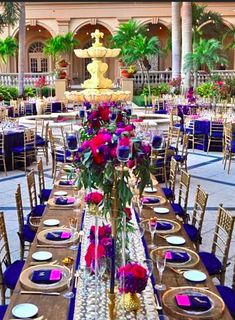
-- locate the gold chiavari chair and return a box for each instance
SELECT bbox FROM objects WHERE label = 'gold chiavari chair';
[171,169,191,222]
[0,132,7,176]
[199,205,235,285]
[26,169,45,223]
[35,119,49,165]
[173,134,189,171]
[44,101,52,114]
[0,211,24,304]
[184,115,206,152]
[37,158,52,204]
[0,107,6,123]
[11,128,36,173]
[216,260,235,318]
[15,184,35,260]
[223,124,235,173]
[10,100,20,118]
[207,119,224,153]
[60,99,68,112]
[167,126,180,153]
[162,157,178,202]
[183,185,208,250]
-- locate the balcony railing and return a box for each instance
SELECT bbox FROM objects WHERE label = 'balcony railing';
[0,70,234,88]
[0,73,55,87]
[132,70,235,89]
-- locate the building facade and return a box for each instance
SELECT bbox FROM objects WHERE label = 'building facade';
[1,1,235,84]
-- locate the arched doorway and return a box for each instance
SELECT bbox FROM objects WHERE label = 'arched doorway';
[145,23,171,71]
[14,24,52,73]
[72,23,113,85]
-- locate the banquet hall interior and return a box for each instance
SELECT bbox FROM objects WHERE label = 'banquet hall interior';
[0,1,235,320]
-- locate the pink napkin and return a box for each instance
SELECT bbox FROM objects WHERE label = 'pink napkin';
[67,197,75,204]
[175,295,190,307]
[49,269,62,281]
[61,232,71,239]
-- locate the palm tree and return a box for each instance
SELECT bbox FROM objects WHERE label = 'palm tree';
[18,2,25,97]
[122,34,161,95]
[192,3,223,45]
[181,2,192,91]
[172,2,181,79]
[0,36,18,65]
[44,32,79,69]
[0,2,20,32]
[184,38,228,88]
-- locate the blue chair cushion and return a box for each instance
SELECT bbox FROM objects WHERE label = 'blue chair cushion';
[199,252,222,275]
[11,145,35,153]
[174,155,187,162]
[55,150,71,162]
[185,128,204,135]
[210,132,223,138]
[31,204,45,217]
[3,260,25,290]
[231,141,235,153]
[155,159,164,166]
[183,223,198,241]
[171,203,185,217]
[36,135,45,146]
[174,124,184,132]
[216,285,235,318]
[162,187,174,199]
[155,110,167,114]
[0,305,8,319]
[39,188,52,202]
[0,149,4,155]
[23,224,36,243]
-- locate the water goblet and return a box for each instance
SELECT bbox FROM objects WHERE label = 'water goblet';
[63,263,75,299]
[137,197,143,218]
[154,251,166,291]
[148,217,157,249]
[139,223,145,238]
[142,259,153,277]
[69,217,79,250]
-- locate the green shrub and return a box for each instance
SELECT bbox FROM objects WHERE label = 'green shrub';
[24,86,36,97]
[7,87,18,100]
[133,95,145,106]
[196,82,214,98]
[225,78,235,97]
[0,86,14,101]
[140,83,170,97]
[41,86,55,97]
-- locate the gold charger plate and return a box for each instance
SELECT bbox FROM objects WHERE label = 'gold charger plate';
[47,197,80,209]
[151,246,199,268]
[162,286,225,319]
[142,196,166,207]
[19,264,70,292]
[37,227,80,245]
[141,218,181,234]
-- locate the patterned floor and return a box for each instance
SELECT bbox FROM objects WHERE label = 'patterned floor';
[0,149,234,287]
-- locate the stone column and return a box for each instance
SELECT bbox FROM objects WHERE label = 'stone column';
[121,77,133,101]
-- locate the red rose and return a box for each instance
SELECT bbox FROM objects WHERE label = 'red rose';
[131,264,147,279]
[124,207,132,221]
[127,159,135,169]
[85,243,105,268]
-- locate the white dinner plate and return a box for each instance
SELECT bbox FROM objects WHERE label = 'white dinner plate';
[12,303,38,318]
[144,187,157,193]
[60,175,69,180]
[153,207,169,214]
[183,270,207,282]
[43,219,60,227]
[54,191,68,197]
[166,236,186,245]
[32,251,53,261]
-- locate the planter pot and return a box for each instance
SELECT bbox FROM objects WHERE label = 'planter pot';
[121,70,134,78]
[59,62,68,68]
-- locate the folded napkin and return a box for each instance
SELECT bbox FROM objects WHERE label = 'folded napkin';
[59,180,73,186]
[165,251,190,263]
[175,294,211,311]
[46,231,71,241]
[55,197,75,205]
[142,197,160,204]
[156,222,172,231]
[31,269,62,284]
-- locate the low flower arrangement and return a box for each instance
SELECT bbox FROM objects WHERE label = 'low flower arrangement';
[117,262,148,294]
[85,191,103,205]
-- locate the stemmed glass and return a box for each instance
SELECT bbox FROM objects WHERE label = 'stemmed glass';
[63,264,75,299]
[142,259,153,278]
[148,218,157,249]
[154,252,166,291]
[117,137,132,164]
[139,223,145,238]
[69,217,79,250]
[137,197,143,219]
[91,257,107,293]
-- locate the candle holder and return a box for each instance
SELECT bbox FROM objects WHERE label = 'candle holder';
[108,291,117,320]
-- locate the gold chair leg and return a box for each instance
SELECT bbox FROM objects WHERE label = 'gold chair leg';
[3,157,7,176]
[11,152,14,170]
[207,138,211,153]
[1,285,6,305]
[228,154,232,174]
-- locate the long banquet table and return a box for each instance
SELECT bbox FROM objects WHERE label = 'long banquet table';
[3,165,233,320]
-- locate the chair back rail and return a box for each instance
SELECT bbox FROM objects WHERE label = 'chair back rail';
[27,169,38,210]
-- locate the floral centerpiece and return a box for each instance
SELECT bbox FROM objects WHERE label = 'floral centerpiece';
[34,76,47,98]
[84,191,103,216]
[85,224,112,269]
[117,262,148,311]
[186,87,196,104]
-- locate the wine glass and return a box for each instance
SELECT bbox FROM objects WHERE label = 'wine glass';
[69,217,79,250]
[63,265,75,299]
[154,253,166,291]
[148,218,157,249]
[142,259,153,277]
[109,109,117,123]
[66,131,79,152]
[139,222,145,238]
[137,197,143,219]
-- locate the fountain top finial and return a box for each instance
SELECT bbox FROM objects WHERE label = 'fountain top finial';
[91,29,104,47]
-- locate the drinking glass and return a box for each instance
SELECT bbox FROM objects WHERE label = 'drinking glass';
[142,259,153,277]
[109,109,117,122]
[69,217,79,250]
[139,223,145,238]
[117,137,132,163]
[137,197,143,218]
[148,219,157,249]
[66,131,79,152]
[154,253,166,291]
[151,131,163,151]
[63,265,75,299]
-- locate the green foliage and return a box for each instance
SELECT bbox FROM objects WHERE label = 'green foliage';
[196,82,214,98]
[225,78,235,97]
[0,86,12,101]
[0,2,20,32]
[41,86,55,97]
[132,95,145,106]
[184,38,228,73]
[140,83,170,97]
[0,85,55,100]
[0,36,18,64]
[7,86,18,99]
[44,32,80,64]
[24,87,36,97]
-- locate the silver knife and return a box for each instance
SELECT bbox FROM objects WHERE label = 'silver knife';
[20,290,60,296]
